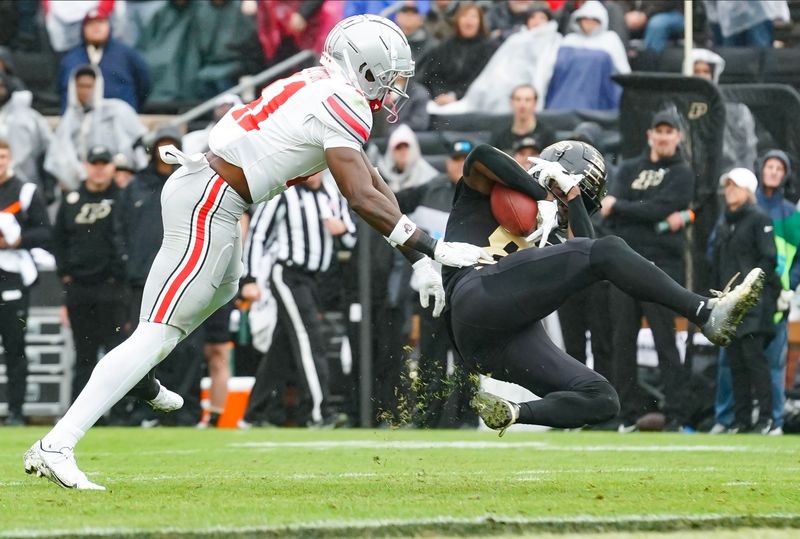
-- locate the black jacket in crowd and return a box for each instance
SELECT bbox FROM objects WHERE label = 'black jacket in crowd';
[53,181,124,284]
[0,175,51,291]
[710,202,781,338]
[116,165,169,288]
[607,149,694,283]
[422,35,497,99]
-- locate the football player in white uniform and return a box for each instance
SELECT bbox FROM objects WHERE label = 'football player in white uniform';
[24,15,489,490]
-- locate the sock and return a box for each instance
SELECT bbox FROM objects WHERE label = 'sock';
[209,412,221,427]
[42,322,182,450]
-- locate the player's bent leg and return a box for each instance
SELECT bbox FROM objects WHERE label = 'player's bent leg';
[25,322,183,489]
[589,236,764,346]
[517,380,619,429]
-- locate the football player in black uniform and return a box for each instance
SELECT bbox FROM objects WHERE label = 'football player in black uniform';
[444,141,765,434]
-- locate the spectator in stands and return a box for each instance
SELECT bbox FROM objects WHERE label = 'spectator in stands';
[709,168,779,434]
[428,6,560,115]
[397,3,438,82]
[182,94,242,155]
[712,152,798,436]
[557,0,628,44]
[115,127,204,426]
[53,145,127,402]
[45,0,127,53]
[691,49,758,172]
[704,0,789,48]
[394,139,478,428]
[617,1,683,52]
[601,110,694,432]
[377,124,439,192]
[58,8,151,112]
[256,0,344,67]
[425,0,458,40]
[0,139,52,426]
[135,0,201,103]
[394,80,432,133]
[490,84,554,154]
[193,0,258,99]
[510,136,541,167]
[0,72,52,190]
[545,0,630,111]
[423,2,497,105]
[45,65,146,192]
[487,0,538,41]
[111,153,135,189]
[344,0,431,19]
[0,47,26,91]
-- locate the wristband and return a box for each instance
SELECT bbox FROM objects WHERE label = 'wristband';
[388,215,417,246]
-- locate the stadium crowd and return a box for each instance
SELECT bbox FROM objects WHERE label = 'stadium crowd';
[2,0,800,435]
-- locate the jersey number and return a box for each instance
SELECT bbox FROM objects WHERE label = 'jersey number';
[231,68,330,132]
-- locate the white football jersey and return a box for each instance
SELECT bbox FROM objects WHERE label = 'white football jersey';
[208,66,373,204]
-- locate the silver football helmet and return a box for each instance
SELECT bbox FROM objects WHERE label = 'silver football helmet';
[321,14,415,122]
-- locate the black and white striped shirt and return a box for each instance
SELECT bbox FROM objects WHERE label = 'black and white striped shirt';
[244,177,356,276]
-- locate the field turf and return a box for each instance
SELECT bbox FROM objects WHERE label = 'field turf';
[0,428,798,538]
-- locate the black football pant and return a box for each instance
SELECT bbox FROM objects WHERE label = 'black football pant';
[245,265,331,426]
[65,280,127,402]
[0,291,29,416]
[610,287,689,425]
[728,334,772,427]
[448,236,708,428]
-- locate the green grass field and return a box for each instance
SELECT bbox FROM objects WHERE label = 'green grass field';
[1,428,799,538]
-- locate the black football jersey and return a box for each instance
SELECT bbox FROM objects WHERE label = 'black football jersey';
[442,180,542,295]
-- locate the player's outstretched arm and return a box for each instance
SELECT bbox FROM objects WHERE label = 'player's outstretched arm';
[462,144,549,200]
[325,147,490,268]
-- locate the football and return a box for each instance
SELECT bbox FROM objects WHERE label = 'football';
[490,183,539,236]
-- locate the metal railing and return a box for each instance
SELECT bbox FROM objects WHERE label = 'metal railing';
[153,49,315,138]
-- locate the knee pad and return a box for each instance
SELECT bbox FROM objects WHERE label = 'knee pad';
[589,235,629,270]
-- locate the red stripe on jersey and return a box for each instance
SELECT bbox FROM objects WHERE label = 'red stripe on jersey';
[235,81,307,132]
[325,96,370,143]
[152,176,226,323]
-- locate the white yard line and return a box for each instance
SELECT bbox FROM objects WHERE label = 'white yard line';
[229,440,791,453]
[3,513,800,538]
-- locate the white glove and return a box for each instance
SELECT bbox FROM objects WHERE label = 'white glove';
[536,199,559,248]
[433,241,492,268]
[412,257,446,317]
[777,289,795,311]
[528,157,582,194]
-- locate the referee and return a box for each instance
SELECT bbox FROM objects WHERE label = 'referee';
[241,171,356,427]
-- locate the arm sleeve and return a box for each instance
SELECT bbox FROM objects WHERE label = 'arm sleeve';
[19,187,52,250]
[567,196,595,239]
[463,144,548,200]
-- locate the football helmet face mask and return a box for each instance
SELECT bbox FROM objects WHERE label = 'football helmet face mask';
[537,140,607,215]
[322,15,415,123]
